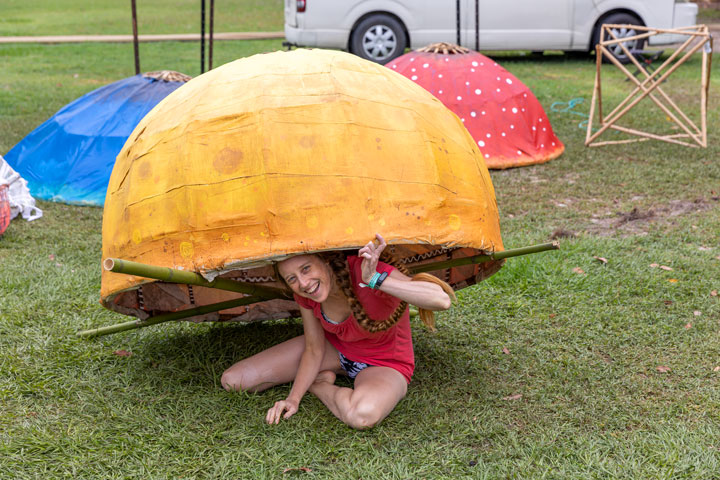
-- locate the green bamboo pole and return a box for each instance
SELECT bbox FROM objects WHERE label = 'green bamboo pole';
[409,241,559,274]
[77,294,265,338]
[84,242,558,338]
[103,258,285,299]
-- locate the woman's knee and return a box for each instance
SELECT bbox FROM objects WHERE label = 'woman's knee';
[221,364,260,392]
[344,402,384,430]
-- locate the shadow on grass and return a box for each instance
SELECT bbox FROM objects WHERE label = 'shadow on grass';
[121,317,504,415]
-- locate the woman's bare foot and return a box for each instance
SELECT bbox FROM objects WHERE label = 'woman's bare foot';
[309,370,336,394]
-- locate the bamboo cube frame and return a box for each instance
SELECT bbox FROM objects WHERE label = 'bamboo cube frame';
[585,24,713,148]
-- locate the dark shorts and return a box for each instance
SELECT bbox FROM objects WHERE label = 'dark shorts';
[338,352,373,379]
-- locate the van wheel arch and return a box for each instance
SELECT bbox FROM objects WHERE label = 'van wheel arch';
[590,10,645,63]
[348,12,410,64]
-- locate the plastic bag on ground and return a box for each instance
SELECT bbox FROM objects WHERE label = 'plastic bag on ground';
[0,185,10,235]
[0,154,43,222]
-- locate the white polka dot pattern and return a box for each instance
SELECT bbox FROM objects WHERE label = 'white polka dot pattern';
[386,49,564,168]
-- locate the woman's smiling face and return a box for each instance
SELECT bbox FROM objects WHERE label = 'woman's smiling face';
[277,254,334,303]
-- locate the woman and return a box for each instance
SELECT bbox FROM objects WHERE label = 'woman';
[221,234,454,429]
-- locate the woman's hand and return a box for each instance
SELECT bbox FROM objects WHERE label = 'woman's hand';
[358,233,386,283]
[266,398,299,424]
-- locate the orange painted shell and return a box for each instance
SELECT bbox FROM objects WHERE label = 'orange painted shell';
[101,49,504,322]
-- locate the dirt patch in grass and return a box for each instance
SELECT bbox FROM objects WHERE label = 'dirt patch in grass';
[587,198,717,236]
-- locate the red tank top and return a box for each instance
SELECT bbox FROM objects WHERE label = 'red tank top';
[293,256,415,383]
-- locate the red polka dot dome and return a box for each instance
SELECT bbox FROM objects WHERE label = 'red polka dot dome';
[387,44,564,169]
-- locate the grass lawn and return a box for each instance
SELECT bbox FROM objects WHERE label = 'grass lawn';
[2,4,720,479]
[0,0,283,36]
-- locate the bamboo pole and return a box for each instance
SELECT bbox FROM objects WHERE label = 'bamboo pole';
[600,29,656,45]
[586,39,706,146]
[409,242,558,274]
[602,24,708,37]
[604,30,702,145]
[606,125,696,147]
[77,294,264,338]
[588,133,689,147]
[700,37,711,147]
[590,31,697,134]
[586,36,603,145]
[105,242,559,295]
[605,26,703,136]
[84,243,558,338]
[598,25,605,124]
[103,258,286,299]
[594,29,690,119]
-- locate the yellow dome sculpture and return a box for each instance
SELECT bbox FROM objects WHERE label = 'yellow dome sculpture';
[98,49,509,328]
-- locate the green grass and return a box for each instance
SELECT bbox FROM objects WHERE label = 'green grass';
[698,5,720,23]
[3,5,720,479]
[0,0,283,36]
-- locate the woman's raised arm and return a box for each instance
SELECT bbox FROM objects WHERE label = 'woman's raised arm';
[358,233,452,311]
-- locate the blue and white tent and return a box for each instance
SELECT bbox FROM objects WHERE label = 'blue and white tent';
[4,71,190,206]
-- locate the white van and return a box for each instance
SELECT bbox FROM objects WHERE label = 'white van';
[283,0,698,63]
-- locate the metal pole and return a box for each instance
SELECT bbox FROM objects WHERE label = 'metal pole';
[131,0,140,74]
[209,0,215,70]
[456,0,461,45]
[409,242,559,274]
[200,0,206,73]
[475,0,479,51]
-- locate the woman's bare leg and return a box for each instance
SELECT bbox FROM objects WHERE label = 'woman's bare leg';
[221,335,342,392]
[308,366,407,430]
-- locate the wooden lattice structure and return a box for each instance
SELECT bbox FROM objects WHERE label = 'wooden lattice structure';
[586,24,713,148]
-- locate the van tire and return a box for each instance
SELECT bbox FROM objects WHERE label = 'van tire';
[350,14,407,64]
[591,12,644,64]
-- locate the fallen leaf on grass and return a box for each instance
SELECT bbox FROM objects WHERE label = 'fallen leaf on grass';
[113,350,132,357]
[549,313,556,318]
[502,347,510,355]
[668,279,678,283]
[663,300,673,305]
[656,365,671,373]
[502,394,523,401]
[650,263,659,268]
[48,254,55,260]
[593,256,608,264]
[659,265,673,271]
[711,290,718,297]
[572,267,585,275]
[283,467,312,474]
[684,322,692,329]
[714,366,720,372]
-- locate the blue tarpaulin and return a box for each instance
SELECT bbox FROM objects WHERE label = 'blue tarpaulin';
[4,74,186,206]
